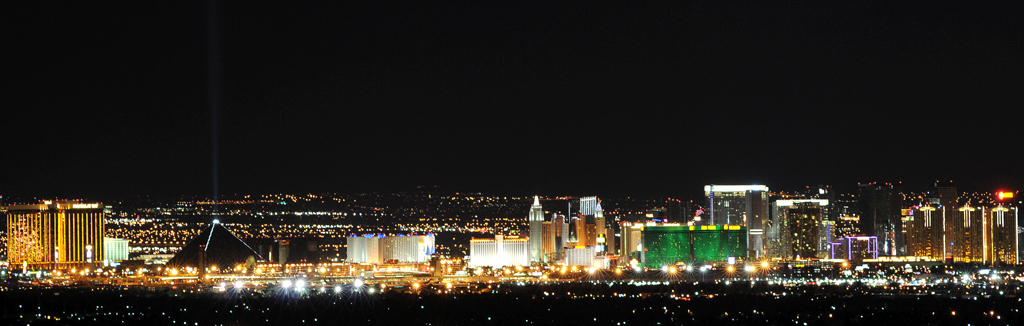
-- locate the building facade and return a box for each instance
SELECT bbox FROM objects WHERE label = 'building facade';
[906,204,945,260]
[831,236,879,261]
[857,183,903,256]
[986,205,1018,265]
[949,206,985,263]
[347,234,435,264]
[469,235,529,267]
[541,221,556,262]
[704,185,768,257]
[5,201,105,268]
[767,199,830,259]
[103,237,130,263]
[564,246,598,267]
[619,221,644,262]
[641,225,747,268]
[528,196,544,263]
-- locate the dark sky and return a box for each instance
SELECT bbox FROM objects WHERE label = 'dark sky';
[4,2,1022,199]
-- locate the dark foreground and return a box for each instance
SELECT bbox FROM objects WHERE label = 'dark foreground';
[1,283,1020,326]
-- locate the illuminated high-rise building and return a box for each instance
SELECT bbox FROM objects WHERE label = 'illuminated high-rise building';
[834,215,860,238]
[5,201,105,269]
[579,196,599,216]
[528,196,544,263]
[986,204,1018,265]
[935,192,1019,265]
[555,213,569,255]
[833,194,860,237]
[619,221,644,262]
[767,199,829,259]
[574,214,589,247]
[907,204,945,260]
[704,185,768,257]
[949,205,985,263]
[541,221,555,262]
[925,181,957,257]
[347,234,383,264]
[594,202,606,252]
[380,234,436,263]
[570,196,602,249]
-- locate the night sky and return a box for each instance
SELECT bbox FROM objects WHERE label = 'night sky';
[4,2,1022,199]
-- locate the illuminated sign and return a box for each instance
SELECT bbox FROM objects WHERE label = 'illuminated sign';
[72,203,99,209]
[997,191,1014,200]
[776,199,829,207]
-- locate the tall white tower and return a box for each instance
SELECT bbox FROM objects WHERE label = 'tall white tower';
[529,196,544,263]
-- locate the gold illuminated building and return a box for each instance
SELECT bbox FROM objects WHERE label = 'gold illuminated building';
[907,205,944,260]
[5,201,105,268]
[986,205,1018,265]
[949,206,984,263]
[945,203,1019,264]
[541,221,556,262]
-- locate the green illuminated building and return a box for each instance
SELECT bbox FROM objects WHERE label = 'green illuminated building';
[641,225,747,268]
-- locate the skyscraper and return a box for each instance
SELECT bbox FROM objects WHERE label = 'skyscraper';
[704,185,768,257]
[908,204,945,260]
[555,213,569,256]
[619,221,644,262]
[987,204,1018,264]
[950,205,985,263]
[925,181,957,258]
[5,200,105,269]
[595,202,607,252]
[768,199,829,259]
[833,193,861,237]
[857,183,903,256]
[579,196,599,216]
[528,196,544,263]
[541,221,556,262]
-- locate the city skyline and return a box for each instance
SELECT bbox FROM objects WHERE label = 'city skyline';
[3,3,1022,324]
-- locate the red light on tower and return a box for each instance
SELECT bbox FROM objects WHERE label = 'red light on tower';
[996,191,1014,201]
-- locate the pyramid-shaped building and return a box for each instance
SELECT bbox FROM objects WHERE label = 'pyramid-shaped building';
[166,220,263,269]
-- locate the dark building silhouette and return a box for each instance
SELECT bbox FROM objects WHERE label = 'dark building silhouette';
[166,220,263,270]
[857,183,903,256]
